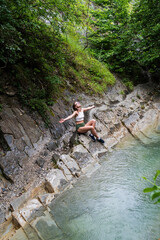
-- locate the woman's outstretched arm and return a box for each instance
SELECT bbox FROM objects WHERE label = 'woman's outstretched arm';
[83,105,95,112]
[59,111,77,123]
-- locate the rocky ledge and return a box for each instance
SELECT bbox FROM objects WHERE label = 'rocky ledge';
[0,79,160,239]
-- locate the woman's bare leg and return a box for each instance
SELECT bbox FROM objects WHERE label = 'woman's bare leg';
[78,125,99,138]
[85,119,96,128]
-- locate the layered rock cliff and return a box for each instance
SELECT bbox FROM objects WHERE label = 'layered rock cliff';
[0,79,160,239]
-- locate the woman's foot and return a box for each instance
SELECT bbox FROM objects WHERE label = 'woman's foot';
[97,138,105,144]
[89,134,96,142]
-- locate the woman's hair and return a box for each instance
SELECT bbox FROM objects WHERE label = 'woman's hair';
[73,102,77,111]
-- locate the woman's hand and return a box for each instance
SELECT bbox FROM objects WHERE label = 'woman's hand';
[83,105,95,111]
[59,119,65,123]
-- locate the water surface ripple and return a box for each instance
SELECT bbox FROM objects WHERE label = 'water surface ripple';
[49,139,160,240]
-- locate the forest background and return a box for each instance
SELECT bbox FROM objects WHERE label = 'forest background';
[0,0,159,123]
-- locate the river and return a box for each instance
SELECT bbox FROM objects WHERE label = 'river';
[48,137,160,240]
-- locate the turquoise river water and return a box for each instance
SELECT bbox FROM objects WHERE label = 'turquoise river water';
[48,137,160,240]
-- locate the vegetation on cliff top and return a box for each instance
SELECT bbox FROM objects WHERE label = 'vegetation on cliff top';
[0,0,159,122]
[0,0,115,123]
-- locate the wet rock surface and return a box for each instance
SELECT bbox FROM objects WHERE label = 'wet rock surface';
[0,80,160,239]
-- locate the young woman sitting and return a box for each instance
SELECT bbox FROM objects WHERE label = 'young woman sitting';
[59,101,104,143]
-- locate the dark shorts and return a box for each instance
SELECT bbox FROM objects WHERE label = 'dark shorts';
[76,123,85,131]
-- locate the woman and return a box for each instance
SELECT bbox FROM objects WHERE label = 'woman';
[59,101,104,143]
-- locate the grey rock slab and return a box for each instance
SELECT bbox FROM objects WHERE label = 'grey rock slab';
[45,169,68,193]
[62,132,72,146]
[10,181,41,211]
[106,80,125,103]
[0,220,14,239]
[112,124,128,141]
[20,199,45,222]
[9,228,29,240]
[103,136,118,149]
[132,109,160,144]
[123,112,140,132]
[23,223,41,240]
[12,108,41,144]
[69,131,80,148]
[71,144,95,169]
[0,205,6,224]
[12,211,27,228]
[81,162,101,176]
[79,134,107,159]
[60,154,81,176]
[0,151,28,182]
[36,157,45,168]
[14,138,26,152]
[10,191,31,212]
[156,113,160,133]
[31,210,63,240]
[38,193,55,206]
[0,107,41,148]
[24,146,36,157]
[94,111,115,124]
[153,102,160,110]
[3,134,14,150]
[57,160,73,181]
[49,100,75,139]
[17,122,32,147]
[0,108,22,138]
[46,141,58,152]
[51,154,60,165]
[94,120,109,137]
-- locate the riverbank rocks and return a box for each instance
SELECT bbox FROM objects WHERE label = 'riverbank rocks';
[78,134,108,158]
[131,109,160,144]
[38,193,55,206]
[19,199,45,222]
[57,159,73,181]
[60,154,80,177]
[71,144,96,170]
[0,151,28,182]
[45,169,68,193]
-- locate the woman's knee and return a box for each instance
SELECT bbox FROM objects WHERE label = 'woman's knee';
[92,119,96,123]
[91,119,96,126]
[89,126,94,130]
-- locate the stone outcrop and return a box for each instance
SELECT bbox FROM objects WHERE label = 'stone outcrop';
[0,79,160,239]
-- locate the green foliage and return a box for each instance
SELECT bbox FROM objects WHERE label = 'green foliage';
[123,79,134,91]
[88,0,160,84]
[143,170,160,204]
[0,104,2,112]
[63,34,115,94]
[0,0,115,125]
[120,90,125,95]
[0,0,78,123]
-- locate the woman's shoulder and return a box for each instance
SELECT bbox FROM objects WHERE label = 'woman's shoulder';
[74,110,78,115]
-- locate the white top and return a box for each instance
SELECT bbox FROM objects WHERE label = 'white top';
[76,110,84,122]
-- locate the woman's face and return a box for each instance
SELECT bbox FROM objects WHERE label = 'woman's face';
[75,102,81,110]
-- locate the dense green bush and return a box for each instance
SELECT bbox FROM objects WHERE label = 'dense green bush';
[88,0,160,84]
